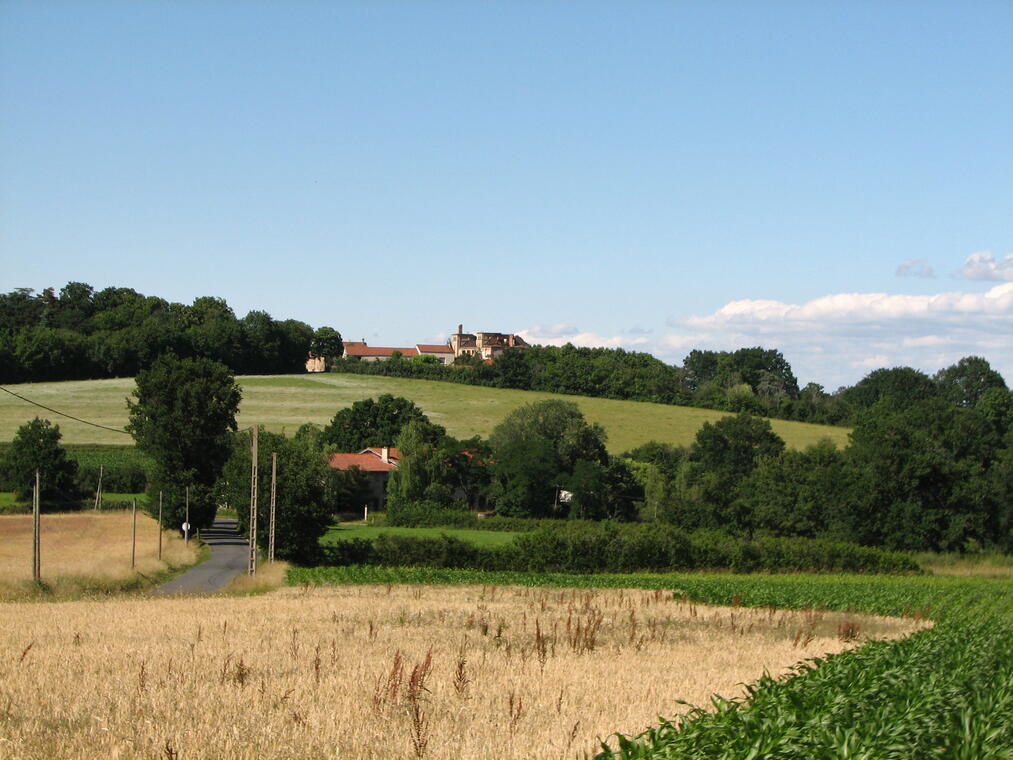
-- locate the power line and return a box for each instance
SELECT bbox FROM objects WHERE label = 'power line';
[0,385,132,435]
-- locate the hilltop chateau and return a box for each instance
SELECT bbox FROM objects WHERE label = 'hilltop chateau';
[306,325,528,371]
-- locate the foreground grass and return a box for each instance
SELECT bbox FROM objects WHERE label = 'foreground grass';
[321,523,520,548]
[0,583,918,760]
[290,566,1013,759]
[0,510,201,601]
[916,550,1013,579]
[0,374,851,452]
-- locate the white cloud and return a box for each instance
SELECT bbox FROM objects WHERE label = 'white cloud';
[685,283,1013,329]
[902,335,951,348]
[960,251,1013,282]
[852,355,890,369]
[896,259,935,278]
[660,334,708,351]
[662,283,1012,389]
[517,328,650,350]
[525,323,580,339]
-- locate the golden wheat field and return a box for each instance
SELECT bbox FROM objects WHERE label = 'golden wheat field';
[0,583,927,760]
[0,511,197,599]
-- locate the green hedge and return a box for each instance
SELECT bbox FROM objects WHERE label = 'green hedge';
[385,504,600,533]
[321,522,919,575]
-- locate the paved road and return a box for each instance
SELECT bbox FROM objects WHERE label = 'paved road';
[153,518,249,595]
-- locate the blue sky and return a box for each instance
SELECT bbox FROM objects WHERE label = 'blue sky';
[2,0,1010,390]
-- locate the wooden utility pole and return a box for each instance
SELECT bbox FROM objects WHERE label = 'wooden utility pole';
[248,427,259,575]
[130,499,137,569]
[268,452,277,563]
[32,470,40,582]
[184,486,190,545]
[93,465,103,510]
[157,491,163,560]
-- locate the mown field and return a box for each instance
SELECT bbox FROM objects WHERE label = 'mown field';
[0,582,921,760]
[0,374,851,452]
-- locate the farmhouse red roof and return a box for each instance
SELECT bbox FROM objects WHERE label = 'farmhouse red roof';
[327,452,398,472]
[344,344,417,357]
[416,344,453,353]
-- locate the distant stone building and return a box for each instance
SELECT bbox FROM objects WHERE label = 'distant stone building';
[449,325,529,360]
[307,325,527,370]
[305,354,326,373]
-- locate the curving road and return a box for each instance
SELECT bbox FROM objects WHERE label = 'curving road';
[153,518,249,595]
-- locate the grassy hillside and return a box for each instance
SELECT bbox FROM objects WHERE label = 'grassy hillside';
[0,373,851,452]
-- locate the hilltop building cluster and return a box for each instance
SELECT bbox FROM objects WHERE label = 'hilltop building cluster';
[306,325,528,372]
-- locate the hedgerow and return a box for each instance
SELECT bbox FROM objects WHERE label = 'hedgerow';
[320,522,918,575]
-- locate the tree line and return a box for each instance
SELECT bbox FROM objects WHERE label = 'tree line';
[0,282,343,381]
[330,345,1008,427]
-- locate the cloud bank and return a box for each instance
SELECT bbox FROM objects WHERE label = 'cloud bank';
[960,251,1013,282]
[520,281,1012,390]
[666,282,1012,388]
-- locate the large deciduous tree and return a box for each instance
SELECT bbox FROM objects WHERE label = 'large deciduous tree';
[934,356,1008,408]
[127,353,241,530]
[311,327,344,367]
[1,417,79,503]
[666,412,785,534]
[322,394,444,452]
[489,399,622,518]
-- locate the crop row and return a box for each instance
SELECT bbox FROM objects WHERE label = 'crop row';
[596,618,1012,759]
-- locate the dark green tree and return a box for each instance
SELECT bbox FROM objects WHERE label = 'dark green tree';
[386,419,455,511]
[1,418,79,503]
[495,348,533,389]
[934,356,1008,408]
[489,400,610,518]
[844,398,1002,551]
[668,412,785,533]
[322,394,444,451]
[127,353,241,530]
[838,366,942,413]
[311,327,344,366]
[217,429,332,563]
[741,439,847,539]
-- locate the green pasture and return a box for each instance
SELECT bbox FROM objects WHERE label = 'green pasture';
[0,374,851,452]
[321,523,519,548]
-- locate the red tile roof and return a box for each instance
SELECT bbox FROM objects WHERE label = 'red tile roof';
[344,344,417,358]
[362,447,400,461]
[327,452,397,472]
[416,344,453,353]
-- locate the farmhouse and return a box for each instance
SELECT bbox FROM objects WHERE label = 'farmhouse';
[327,446,399,509]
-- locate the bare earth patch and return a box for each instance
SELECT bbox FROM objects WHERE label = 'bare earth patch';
[0,583,927,759]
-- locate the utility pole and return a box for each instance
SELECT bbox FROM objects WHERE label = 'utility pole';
[131,499,137,569]
[184,486,190,545]
[157,491,163,560]
[94,465,103,510]
[268,452,277,563]
[248,426,259,575]
[32,470,40,582]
